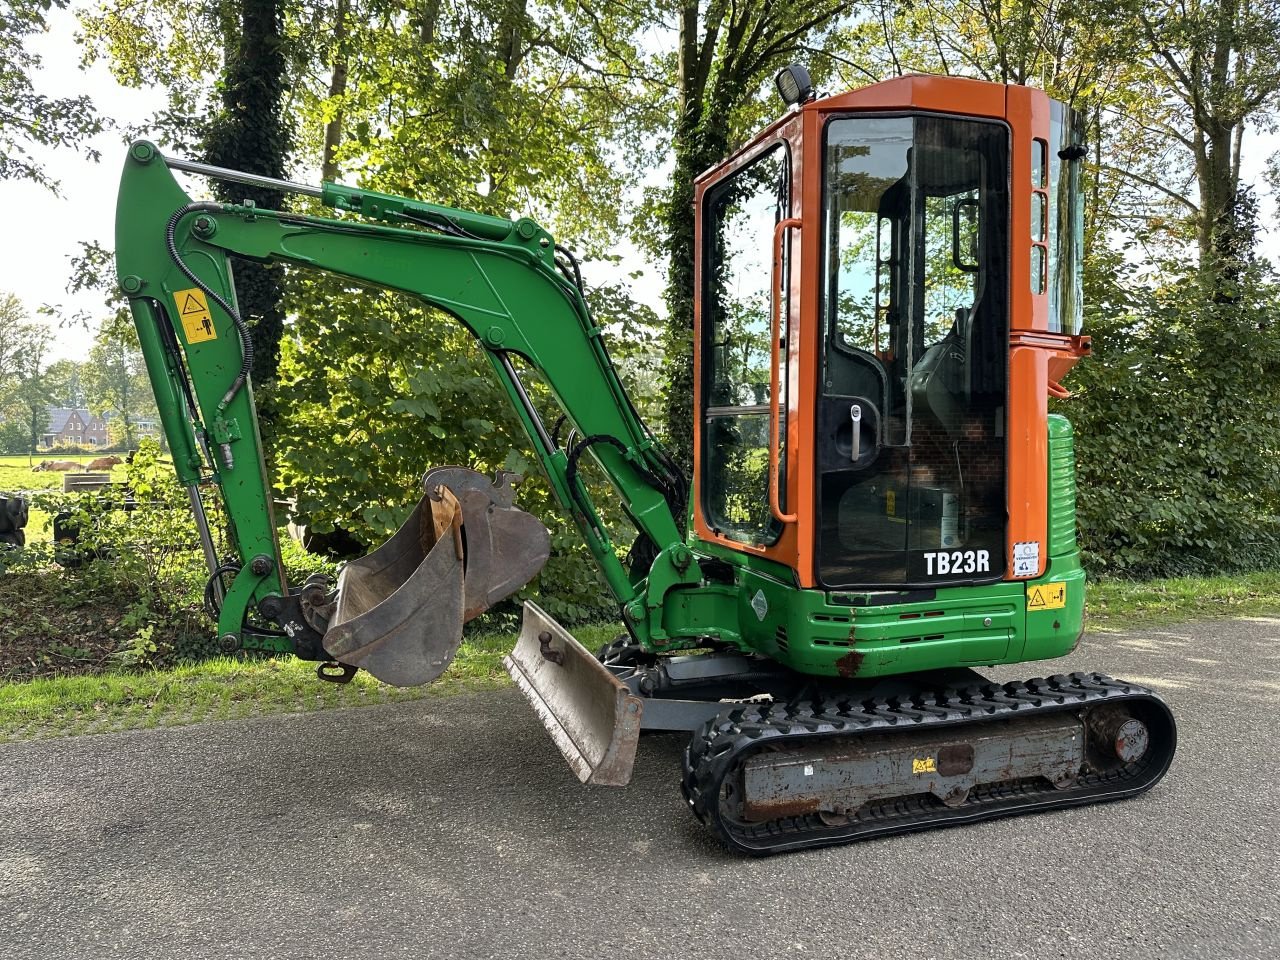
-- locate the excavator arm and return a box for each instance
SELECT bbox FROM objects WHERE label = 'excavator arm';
[116,142,690,682]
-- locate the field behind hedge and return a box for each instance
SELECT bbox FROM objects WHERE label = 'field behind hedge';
[0,454,131,542]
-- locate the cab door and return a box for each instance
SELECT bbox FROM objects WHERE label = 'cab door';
[692,128,802,566]
[816,113,1010,589]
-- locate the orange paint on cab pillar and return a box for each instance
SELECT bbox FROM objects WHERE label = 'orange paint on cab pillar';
[1007,345,1049,579]
[1006,83,1053,334]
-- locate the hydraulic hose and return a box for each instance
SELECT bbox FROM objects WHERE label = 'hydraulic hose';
[550,244,689,521]
[165,202,254,413]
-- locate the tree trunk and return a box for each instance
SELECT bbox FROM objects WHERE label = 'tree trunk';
[1196,121,1237,259]
[203,0,292,400]
[417,0,441,45]
[321,0,351,182]
[659,0,718,473]
[485,0,528,203]
[495,0,528,80]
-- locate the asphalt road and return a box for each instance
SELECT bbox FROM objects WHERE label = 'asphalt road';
[2,618,1277,960]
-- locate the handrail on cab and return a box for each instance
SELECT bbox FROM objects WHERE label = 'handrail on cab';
[769,217,801,525]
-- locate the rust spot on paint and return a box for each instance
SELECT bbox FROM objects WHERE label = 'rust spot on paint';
[835,649,865,678]
[742,796,823,822]
[936,743,974,777]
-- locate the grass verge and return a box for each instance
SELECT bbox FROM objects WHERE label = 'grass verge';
[0,456,133,544]
[1087,570,1280,629]
[0,622,622,744]
[6,572,1280,744]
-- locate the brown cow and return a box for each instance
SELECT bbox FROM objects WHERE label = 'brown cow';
[32,460,81,472]
[86,456,123,471]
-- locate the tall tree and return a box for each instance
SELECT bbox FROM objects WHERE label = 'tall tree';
[43,359,87,409]
[203,0,294,392]
[8,325,54,455]
[320,0,351,181]
[659,1,846,470]
[0,296,56,455]
[81,0,297,394]
[83,318,152,451]
[1126,0,1280,263]
[0,293,33,395]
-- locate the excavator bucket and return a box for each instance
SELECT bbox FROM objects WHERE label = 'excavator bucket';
[322,468,550,687]
[503,601,645,786]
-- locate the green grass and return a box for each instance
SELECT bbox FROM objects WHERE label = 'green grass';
[0,453,57,478]
[0,621,623,743]
[0,658,429,741]
[5,570,1280,745]
[0,453,129,490]
[1087,570,1280,629]
[0,454,131,544]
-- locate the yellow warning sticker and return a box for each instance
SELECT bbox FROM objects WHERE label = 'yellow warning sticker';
[912,757,937,775]
[1027,581,1067,611]
[885,489,897,517]
[174,288,217,344]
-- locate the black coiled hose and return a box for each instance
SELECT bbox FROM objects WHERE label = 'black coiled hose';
[202,560,242,621]
[165,202,254,412]
[550,244,689,522]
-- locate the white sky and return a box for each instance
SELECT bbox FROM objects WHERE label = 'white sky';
[3,5,1277,367]
[0,6,166,362]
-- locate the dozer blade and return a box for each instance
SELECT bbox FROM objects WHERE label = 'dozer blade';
[322,468,550,687]
[503,601,644,786]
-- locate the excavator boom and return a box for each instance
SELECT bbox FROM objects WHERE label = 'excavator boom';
[117,142,685,684]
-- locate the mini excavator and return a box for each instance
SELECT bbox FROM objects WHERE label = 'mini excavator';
[117,70,1175,854]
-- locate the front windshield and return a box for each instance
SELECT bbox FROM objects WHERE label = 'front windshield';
[818,114,1009,588]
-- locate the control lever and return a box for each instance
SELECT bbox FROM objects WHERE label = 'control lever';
[850,404,862,463]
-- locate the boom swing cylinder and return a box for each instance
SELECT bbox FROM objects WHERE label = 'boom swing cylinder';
[117,71,1175,855]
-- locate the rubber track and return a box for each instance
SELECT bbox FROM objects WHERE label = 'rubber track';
[680,671,1176,855]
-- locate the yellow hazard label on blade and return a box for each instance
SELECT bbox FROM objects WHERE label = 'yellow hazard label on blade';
[1027,581,1067,611]
[912,757,936,775]
[174,288,217,344]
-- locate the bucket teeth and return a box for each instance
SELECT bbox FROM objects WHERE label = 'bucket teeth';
[321,467,550,686]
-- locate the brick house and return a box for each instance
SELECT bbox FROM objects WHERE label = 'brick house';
[41,408,160,449]
[133,417,161,441]
[41,408,112,449]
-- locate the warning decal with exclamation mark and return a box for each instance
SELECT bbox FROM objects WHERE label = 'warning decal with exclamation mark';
[173,288,218,344]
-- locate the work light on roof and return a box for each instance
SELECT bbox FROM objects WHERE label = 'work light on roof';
[774,64,814,106]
